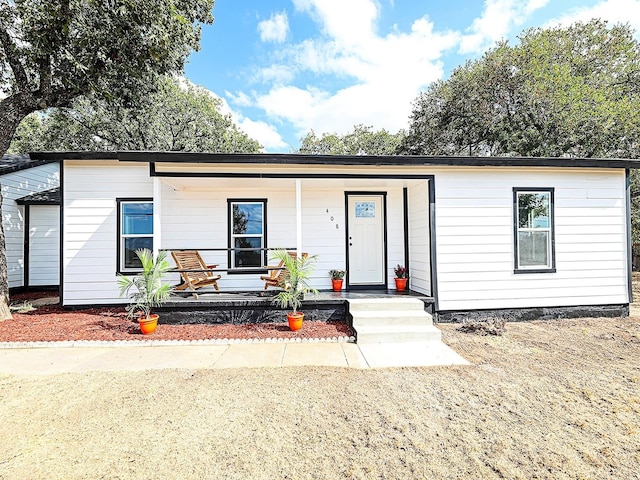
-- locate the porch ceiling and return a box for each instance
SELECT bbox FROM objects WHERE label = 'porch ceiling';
[160,176,416,191]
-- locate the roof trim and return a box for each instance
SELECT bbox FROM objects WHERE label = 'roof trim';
[16,187,61,206]
[0,155,59,176]
[28,151,640,169]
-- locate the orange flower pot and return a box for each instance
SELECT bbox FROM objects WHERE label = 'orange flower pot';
[139,314,159,335]
[331,279,343,292]
[287,312,304,331]
[394,277,408,291]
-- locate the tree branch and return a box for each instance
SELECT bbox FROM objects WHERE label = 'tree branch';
[0,18,29,89]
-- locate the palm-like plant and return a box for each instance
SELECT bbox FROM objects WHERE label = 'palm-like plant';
[117,249,174,319]
[270,250,318,314]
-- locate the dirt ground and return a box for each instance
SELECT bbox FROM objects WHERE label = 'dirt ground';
[0,294,639,479]
[0,319,638,479]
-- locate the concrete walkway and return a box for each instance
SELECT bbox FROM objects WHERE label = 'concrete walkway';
[0,340,469,375]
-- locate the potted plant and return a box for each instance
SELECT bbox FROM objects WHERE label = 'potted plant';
[329,269,345,291]
[394,264,409,291]
[270,250,318,331]
[117,248,174,334]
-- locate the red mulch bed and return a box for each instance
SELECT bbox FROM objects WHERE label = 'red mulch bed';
[2,292,353,343]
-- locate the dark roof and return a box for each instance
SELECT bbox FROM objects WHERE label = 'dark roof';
[27,151,640,169]
[0,154,58,175]
[15,187,60,206]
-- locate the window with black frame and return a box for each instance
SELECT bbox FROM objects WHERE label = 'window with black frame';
[118,200,153,272]
[229,200,266,269]
[513,188,555,273]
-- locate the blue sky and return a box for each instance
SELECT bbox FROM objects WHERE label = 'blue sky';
[184,0,640,152]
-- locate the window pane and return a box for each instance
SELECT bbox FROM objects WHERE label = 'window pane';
[518,231,549,267]
[122,203,153,235]
[518,193,549,229]
[233,203,263,235]
[234,237,262,268]
[123,237,153,269]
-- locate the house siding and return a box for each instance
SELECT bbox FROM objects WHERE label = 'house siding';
[161,183,406,292]
[62,160,630,312]
[2,162,59,288]
[63,161,152,304]
[62,162,408,305]
[433,168,628,311]
[28,205,60,286]
[407,181,431,295]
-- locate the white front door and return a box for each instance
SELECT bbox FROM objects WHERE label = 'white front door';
[347,194,385,287]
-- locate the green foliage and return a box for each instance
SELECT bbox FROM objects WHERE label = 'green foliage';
[400,20,640,241]
[0,0,212,320]
[400,20,640,158]
[328,269,345,280]
[297,124,405,155]
[270,250,318,314]
[9,300,35,313]
[1,0,213,104]
[9,76,261,153]
[117,249,174,320]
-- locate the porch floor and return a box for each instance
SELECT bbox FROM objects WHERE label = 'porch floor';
[165,288,434,306]
[158,289,435,326]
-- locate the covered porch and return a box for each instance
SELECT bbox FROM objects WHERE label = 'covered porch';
[148,161,435,298]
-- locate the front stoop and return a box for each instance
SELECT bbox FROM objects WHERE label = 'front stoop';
[348,298,442,344]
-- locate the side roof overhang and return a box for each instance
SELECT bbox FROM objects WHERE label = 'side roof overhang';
[0,154,59,176]
[16,187,61,206]
[28,151,640,169]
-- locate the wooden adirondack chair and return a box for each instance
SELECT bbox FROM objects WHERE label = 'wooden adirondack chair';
[260,251,307,290]
[171,250,221,293]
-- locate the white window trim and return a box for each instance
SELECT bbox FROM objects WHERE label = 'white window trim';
[118,199,154,274]
[229,200,267,270]
[513,188,556,273]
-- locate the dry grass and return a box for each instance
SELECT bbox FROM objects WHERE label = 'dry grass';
[1,315,639,479]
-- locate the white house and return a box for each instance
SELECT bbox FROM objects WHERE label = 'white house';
[30,151,637,321]
[1,155,60,290]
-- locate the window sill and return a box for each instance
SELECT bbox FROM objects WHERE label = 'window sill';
[514,268,556,274]
[227,268,268,275]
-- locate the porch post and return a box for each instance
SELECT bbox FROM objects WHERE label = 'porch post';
[153,177,162,259]
[296,178,302,256]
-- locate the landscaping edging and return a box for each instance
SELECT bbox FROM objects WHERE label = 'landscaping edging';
[0,335,357,349]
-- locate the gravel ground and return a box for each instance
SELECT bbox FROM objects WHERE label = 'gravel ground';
[0,314,639,479]
[1,294,353,343]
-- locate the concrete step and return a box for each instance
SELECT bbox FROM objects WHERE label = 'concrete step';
[347,297,427,312]
[347,298,439,344]
[351,310,434,327]
[355,324,442,344]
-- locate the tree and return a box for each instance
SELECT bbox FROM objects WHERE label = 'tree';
[400,20,640,242]
[0,0,214,320]
[297,125,405,155]
[9,76,261,153]
[400,20,640,158]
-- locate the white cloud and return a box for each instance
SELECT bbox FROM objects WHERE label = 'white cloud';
[234,0,459,141]
[545,0,640,36]
[258,11,289,43]
[225,90,253,108]
[293,0,378,47]
[254,64,296,85]
[237,117,289,151]
[459,0,549,54]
